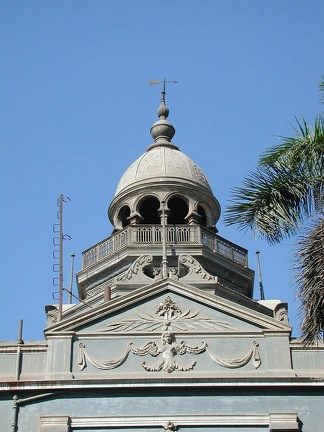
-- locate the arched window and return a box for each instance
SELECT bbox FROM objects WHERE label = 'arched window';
[118,205,131,228]
[139,197,160,224]
[198,205,207,227]
[168,197,189,224]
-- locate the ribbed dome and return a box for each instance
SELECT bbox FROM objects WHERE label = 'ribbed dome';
[115,146,212,196]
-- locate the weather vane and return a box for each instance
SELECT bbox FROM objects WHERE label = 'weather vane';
[150,79,177,102]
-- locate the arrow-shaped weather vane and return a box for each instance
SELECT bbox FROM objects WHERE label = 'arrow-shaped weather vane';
[150,79,177,102]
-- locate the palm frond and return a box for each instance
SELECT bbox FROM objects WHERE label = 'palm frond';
[225,116,324,244]
[320,76,324,105]
[224,164,311,244]
[225,78,324,344]
[295,216,324,345]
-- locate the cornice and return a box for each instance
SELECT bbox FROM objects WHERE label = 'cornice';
[1,376,324,392]
[44,279,291,335]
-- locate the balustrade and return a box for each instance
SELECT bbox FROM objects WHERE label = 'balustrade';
[82,225,248,269]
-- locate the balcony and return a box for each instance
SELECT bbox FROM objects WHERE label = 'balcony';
[82,225,248,269]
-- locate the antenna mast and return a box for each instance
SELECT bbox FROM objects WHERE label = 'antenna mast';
[53,194,71,320]
[256,251,265,300]
[68,253,75,304]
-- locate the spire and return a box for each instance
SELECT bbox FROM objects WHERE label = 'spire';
[157,79,169,120]
[148,79,178,150]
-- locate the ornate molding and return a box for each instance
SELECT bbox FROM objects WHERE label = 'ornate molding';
[153,266,179,281]
[86,285,105,299]
[77,337,261,373]
[45,305,59,325]
[178,254,216,281]
[274,303,289,324]
[116,254,154,282]
[68,413,300,429]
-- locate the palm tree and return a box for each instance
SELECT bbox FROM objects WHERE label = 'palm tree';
[224,78,324,345]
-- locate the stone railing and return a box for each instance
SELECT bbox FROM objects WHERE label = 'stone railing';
[82,225,248,269]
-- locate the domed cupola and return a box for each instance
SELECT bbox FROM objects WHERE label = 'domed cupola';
[108,88,221,232]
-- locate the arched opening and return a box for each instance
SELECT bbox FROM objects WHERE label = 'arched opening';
[198,205,207,227]
[139,197,160,224]
[118,205,131,228]
[168,197,189,224]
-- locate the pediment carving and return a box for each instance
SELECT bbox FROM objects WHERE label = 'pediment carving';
[77,296,261,373]
[97,295,237,333]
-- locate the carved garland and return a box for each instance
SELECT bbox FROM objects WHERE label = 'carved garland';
[206,341,261,369]
[77,339,260,373]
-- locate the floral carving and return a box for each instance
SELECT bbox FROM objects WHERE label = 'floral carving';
[166,151,190,177]
[97,295,237,333]
[137,150,162,178]
[192,161,210,187]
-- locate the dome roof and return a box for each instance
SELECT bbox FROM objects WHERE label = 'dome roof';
[115,145,212,195]
[109,85,221,232]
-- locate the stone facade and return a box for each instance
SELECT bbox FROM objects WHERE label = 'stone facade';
[1,94,323,431]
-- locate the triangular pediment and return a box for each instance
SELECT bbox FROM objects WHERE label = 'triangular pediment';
[45,278,291,336]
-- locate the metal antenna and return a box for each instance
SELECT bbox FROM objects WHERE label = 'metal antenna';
[68,253,75,304]
[256,251,265,300]
[52,194,71,320]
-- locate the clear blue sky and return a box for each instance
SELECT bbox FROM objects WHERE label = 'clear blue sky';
[1,1,323,341]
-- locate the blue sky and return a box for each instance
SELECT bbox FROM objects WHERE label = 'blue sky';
[1,1,323,341]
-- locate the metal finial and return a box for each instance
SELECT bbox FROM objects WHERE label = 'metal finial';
[149,79,177,146]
